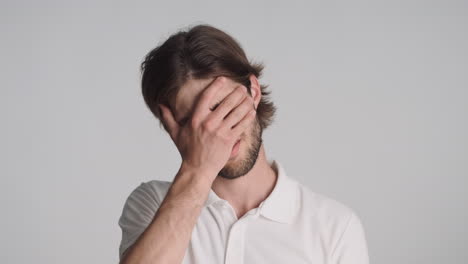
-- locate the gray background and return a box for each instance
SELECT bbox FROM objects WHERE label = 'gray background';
[2,0,467,263]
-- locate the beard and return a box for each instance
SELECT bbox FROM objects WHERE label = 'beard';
[217,117,263,180]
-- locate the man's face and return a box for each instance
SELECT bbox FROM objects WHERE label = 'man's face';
[170,76,263,180]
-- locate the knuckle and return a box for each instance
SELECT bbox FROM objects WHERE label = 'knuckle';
[202,119,215,131]
[190,117,199,128]
[218,76,227,83]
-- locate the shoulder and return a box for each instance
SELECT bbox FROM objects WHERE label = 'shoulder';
[121,179,173,211]
[294,180,359,228]
[141,179,173,200]
[118,180,173,260]
[293,181,368,257]
[129,179,172,203]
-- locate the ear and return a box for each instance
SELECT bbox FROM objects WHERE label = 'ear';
[248,74,262,110]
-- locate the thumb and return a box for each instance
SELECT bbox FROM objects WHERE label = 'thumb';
[158,104,179,138]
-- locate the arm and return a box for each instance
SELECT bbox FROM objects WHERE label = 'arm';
[119,163,215,264]
[119,76,255,263]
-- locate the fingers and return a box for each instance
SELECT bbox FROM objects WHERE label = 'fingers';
[222,93,255,130]
[231,108,256,136]
[158,103,179,139]
[210,85,247,124]
[192,76,226,123]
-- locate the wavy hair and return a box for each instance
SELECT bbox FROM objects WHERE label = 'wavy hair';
[141,24,277,131]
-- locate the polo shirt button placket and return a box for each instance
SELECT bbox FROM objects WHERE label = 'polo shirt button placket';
[224,219,247,264]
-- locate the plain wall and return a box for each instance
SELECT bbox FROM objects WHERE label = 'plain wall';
[2,0,467,263]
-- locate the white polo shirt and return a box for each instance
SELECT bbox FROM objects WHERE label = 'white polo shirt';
[118,160,370,263]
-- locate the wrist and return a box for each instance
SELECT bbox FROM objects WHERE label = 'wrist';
[180,161,218,178]
[178,162,218,186]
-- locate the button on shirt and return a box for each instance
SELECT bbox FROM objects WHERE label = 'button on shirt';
[118,160,370,263]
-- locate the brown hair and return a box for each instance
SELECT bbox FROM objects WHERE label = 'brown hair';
[140,24,277,131]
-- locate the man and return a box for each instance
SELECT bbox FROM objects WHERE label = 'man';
[118,24,369,264]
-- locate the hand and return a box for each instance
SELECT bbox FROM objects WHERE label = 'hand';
[158,76,257,182]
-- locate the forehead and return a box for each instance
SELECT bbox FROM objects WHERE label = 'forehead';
[172,77,238,119]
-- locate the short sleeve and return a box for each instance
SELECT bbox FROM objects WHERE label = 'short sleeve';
[118,182,161,260]
[331,211,370,264]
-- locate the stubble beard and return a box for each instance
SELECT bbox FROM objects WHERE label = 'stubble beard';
[217,117,263,180]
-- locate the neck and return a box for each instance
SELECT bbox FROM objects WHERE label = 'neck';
[211,143,277,219]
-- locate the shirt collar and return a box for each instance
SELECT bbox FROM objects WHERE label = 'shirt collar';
[204,159,298,224]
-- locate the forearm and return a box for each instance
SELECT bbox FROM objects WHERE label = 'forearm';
[120,164,215,264]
